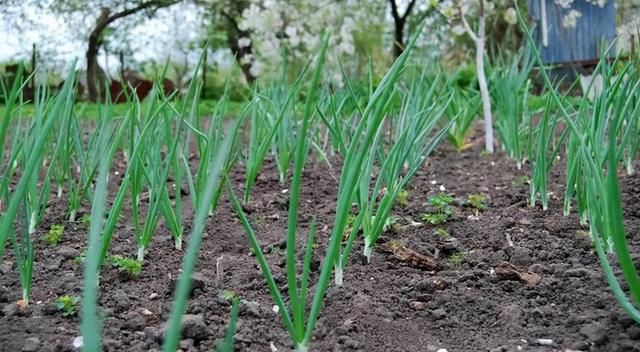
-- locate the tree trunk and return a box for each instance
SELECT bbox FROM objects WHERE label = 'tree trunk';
[227,34,255,85]
[86,9,109,102]
[389,0,416,60]
[85,1,179,102]
[393,18,405,59]
[223,12,256,84]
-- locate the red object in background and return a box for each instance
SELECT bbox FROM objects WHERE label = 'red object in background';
[108,71,176,103]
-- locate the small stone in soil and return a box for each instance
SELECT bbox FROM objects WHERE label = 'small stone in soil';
[518,218,531,225]
[579,322,608,346]
[415,279,436,294]
[111,289,130,313]
[410,301,426,311]
[430,308,447,320]
[627,326,640,340]
[144,327,163,343]
[0,261,12,274]
[72,336,83,350]
[441,237,460,252]
[0,285,8,303]
[564,267,596,278]
[169,272,206,297]
[180,314,208,342]
[103,338,119,350]
[22,337,41,352]
[123,311,146,331]
[499,304,524,327]
[179,338,194,350]
[3,303,18,317]
[528,264,549,274]
[510,247,534,267]
[527,338,555,347]
[489,346,507,352]
[337,335,361,349]
[149,293,159,300]
[57,246,80,260]
[241,300,262,318]
[568,340,590,351]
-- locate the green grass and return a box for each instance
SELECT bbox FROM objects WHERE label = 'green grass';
[527,92,580,112]
[0,98,246,120]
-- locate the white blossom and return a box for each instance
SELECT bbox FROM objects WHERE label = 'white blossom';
[238,37,251,48]
[451,24,465,36]
[562,9,582,28]
[503,7,517,25]
[555,0,575,9]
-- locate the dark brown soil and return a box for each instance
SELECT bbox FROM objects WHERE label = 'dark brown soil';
[2,133,640,352]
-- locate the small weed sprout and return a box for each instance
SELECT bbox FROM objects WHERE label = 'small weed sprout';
[73,251,87,265]
[467,193,488,210]
[44,224,64,245]
[81,214,91,225]
[396,189,409,208]
[219,290,239,302]
[512,175,530,187]
[421,193,454,224]
[435,227,450,239]
[55,295,80,317]
[449,251,465,268]
[109,255,142,277]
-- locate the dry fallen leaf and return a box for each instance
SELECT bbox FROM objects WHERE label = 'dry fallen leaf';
[382,240,438,272]
[494,262,541,285]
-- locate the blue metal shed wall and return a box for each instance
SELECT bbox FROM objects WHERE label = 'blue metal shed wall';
[527,0,616,64]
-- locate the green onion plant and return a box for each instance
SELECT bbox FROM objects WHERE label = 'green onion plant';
[490,47,534,168]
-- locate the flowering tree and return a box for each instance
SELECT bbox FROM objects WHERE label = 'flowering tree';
[228,0,363,82]
[1,0,183,101]
[203,1,454,83]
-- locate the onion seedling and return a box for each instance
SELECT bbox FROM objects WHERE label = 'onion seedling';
[358,78,452,262]
[317,30,429,279]
[228,32,434,351]
[581,108,640,322]
[162,109,247,352]
[10,199,34,305]
[528,94,565,210]
[243,65,308,202]
[0,65,77,261]
[80,86,118,352]
[158,54,215,249]
[95,93,179,269]
[265,61,298,183]
[490,47,534,168]
[215,298,240,352]
[227,34,334,352]
[23,85,56,236]
[444,86,481,152]
[559,54,639,222]
[516,4,640,322]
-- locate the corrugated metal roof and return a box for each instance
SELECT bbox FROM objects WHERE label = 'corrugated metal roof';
[527,0,616,64]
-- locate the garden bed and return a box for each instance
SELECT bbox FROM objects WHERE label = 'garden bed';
[1,137,639,352]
